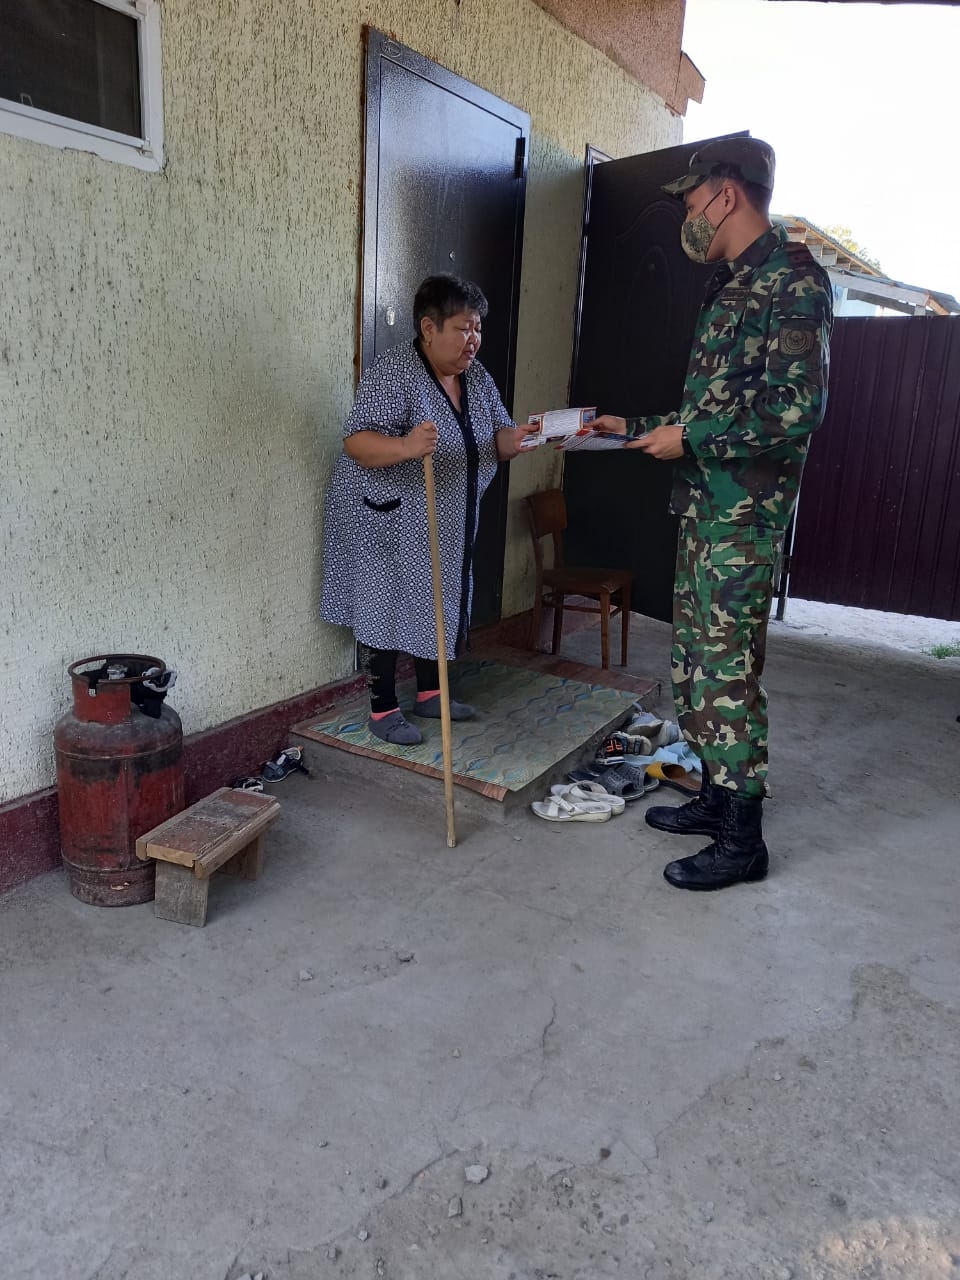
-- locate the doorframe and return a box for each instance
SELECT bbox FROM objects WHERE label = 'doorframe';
[569,144,611,397]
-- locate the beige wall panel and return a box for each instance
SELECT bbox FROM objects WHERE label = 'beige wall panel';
[0,0,679,802]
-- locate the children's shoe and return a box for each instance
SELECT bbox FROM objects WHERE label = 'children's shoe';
[595,732,652,768]
[261,746,311,781]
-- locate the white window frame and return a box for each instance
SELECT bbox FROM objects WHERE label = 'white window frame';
[0,0,164,172]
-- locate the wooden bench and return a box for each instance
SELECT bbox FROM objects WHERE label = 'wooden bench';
[136,787,280,926]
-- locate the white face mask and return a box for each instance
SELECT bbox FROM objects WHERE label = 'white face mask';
[680,188,729,264]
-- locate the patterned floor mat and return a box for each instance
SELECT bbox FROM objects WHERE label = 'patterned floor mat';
[293,659,638,800]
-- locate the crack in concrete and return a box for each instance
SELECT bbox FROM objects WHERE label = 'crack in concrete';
[526,996,560,1109]
[466,883,578,926]
[449,998,561,1121]
[7,1129,86,1159]
[396,847,504,920]
[390,1138,451,1199]
[83,1246,121,1280]
[540,997,558,1056]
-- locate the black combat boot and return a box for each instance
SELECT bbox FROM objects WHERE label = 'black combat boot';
[645,768,723,837]
[662,789,768,891]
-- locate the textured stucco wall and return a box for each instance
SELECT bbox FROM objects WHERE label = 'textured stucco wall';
[0,0,679,803]
[532,0,704,114]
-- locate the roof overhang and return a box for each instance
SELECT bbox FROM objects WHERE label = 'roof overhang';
[776,216,960,315]
[832,270,955,316]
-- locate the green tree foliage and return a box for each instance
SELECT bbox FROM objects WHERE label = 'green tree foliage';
[822,224,883,272]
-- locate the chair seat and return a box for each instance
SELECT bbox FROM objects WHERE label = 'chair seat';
[543,566,632,594]
[526,487,633,669]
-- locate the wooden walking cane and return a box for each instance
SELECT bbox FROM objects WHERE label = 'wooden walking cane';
[423,453,457,848]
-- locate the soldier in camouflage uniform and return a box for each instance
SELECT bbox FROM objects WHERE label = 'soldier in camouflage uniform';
[594,138,833,891]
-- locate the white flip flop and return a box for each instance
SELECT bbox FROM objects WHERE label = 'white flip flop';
[531,794,613,822]
[549,781,625,815]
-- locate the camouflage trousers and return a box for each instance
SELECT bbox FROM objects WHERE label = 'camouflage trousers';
[672,520,784,797]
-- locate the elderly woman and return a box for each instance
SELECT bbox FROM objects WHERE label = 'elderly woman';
[320,274,531,745]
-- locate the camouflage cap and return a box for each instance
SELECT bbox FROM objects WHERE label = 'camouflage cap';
[662,137,775,196]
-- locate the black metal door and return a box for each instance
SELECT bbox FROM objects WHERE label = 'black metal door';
[362,30,529,627]
[566,137,737,621]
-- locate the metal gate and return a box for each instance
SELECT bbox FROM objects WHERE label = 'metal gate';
[789,315,960,621]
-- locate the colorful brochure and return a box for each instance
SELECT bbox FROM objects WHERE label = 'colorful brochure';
[520,407,629,452]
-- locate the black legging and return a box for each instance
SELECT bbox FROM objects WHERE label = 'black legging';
[359,644,440,714]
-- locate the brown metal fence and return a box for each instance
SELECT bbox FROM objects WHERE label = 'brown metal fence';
[789,315,960,621]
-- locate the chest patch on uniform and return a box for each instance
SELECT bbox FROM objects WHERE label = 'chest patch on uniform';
[774,318,821,370]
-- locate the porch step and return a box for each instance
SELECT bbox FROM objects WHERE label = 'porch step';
[289,704,629,826]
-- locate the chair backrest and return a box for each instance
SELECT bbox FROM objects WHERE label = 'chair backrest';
[526,488,567,574]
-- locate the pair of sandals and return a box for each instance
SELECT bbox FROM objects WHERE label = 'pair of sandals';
[531,757,662,820]
[531,780,626,822]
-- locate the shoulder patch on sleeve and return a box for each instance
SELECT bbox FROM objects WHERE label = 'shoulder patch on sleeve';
[781,324,816,358]
[772,317,822,371]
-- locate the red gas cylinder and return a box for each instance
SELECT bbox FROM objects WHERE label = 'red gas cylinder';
[55,654,184,906]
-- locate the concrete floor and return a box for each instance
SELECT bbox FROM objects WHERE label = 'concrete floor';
[2,612,959,1280]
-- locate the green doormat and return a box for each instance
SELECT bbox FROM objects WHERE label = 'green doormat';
[295,659,638,800]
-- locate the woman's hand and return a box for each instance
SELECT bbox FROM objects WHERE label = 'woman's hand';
[404,420,439,459]
[495,426,538,461]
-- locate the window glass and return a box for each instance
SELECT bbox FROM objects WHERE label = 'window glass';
[0,0,142,139]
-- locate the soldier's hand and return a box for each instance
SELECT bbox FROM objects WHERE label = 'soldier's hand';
[405,420,439,458]
[630,424,684,460]
[591,414,628,435]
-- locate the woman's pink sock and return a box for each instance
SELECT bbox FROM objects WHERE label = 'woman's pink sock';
[416,689,441,702]
[370,707,400,720]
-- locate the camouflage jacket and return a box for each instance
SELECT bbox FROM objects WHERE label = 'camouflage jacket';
[636,224,833,531]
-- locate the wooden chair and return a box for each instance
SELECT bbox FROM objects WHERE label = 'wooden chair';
[526,488,633,669]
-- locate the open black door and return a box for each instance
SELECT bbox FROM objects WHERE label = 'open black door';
[566,136,741,621]
[362,30,529,627]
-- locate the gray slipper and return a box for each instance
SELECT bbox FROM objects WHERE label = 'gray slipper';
[569,763,659,801]
[368,711,423,745]
[412,694,475,721]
